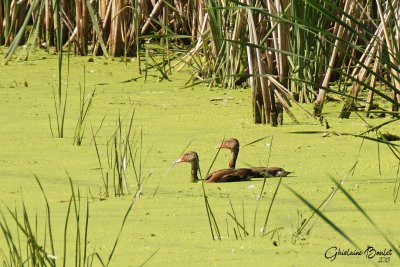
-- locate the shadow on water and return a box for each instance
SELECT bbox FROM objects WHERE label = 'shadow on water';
[287,131,328,134]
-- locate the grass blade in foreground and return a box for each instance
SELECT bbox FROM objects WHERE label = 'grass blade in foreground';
[105,190,141,266]
[34,175,56,264]
[153,139,196,196]
[200,138,227,241]
[330,176,400,257]
[262,175,283,236]
[286,185,360,250]
[253,136,273,237]
[139,248,160,267]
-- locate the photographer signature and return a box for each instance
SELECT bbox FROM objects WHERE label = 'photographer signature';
[325,246,392,263]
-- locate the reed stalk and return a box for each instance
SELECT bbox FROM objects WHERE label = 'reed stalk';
[2,0,400,121]
[261,175,283,236]
[394,162,400,203]
[86,0,108,57]
[252,136,273,237]
[0,1,4,45]
[0,173,149,266]
[73,66,96,146]
[93,110,151,198]
[3,0,39,63]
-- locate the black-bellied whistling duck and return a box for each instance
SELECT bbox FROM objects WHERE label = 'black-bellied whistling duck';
[175,151,200,183]
[175,151,254,183]
[219,138,292,178]
[219,138,240,168]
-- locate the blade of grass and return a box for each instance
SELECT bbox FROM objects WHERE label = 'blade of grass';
[228,198,242,239]
[394,162,400,203]
[330,176,400,257]
[3,0,40,62]
[62,196,73,267]
[286,185,360,250]
[83,196,89,267]
[138,248,160,267]
[226,212,249,237]
[153,138,195,196]
[105,189,141,266]
[89,115,106,145]
[253,136,273,237]
[262,174,284,236]
[199,137,226,241]
[86,0,109,57]
[241,135,272,148]
[91,124,107,195]
[33,175,56,265]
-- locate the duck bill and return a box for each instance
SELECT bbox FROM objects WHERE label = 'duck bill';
[217,144,227,149]
[175,158,184,163]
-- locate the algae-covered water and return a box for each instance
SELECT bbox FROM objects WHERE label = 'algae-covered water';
[0,50,399,266]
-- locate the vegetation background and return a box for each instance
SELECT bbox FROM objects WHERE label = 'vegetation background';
[0,0,399,266]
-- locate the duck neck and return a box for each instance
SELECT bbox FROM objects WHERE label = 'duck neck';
[229,148,239,169]
[190,161,199,183]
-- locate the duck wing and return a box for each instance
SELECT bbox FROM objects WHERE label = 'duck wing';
[205,168,252,183]
[250,167,292,178]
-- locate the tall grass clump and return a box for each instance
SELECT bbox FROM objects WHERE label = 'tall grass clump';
[0,174,150,267]
[0,174,90,266]
[93,109,152,198]
[2,1,400,125]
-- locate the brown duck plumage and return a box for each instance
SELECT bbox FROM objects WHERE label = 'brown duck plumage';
[219,138,292,178]
[175,151,254,183]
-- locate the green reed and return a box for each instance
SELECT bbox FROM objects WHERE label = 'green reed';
[73,66,96,146]
[0,174,149,267]
[93,109,151,198]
